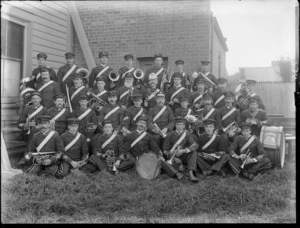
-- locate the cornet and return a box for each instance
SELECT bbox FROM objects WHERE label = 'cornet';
[152,123,167,138]
[87,89,108,112]
[222,121,238,135]
[240,151,252,169]
[167,146,182,165]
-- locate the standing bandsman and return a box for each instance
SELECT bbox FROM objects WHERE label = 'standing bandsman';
[165,73,191,112]
[117,54,136,87]
[88,51,114,91]
[36,67,61,109]
[148,92,175,148]
[241,97,270,137]
[212,78,228,109]
[47,94,71,135]
[57,52,79,96]
[144,73,161,110]
[227,123,272,180]
[191,79,206,112]
[246,79,265,110]
[30,52,57,88]
[69,72,89,110]
[236,86,250,112]
[163,117,199,182]
[192,60,218,93]
[196,119,229,177]
[25,115,64,177]
[56,118,89,178]
[170,60,191,89]
[143,53,168,91]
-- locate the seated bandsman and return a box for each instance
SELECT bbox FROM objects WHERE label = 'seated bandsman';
[71,94,97,144]
[191,78,206,112]
[56,118,89,178]
[227,123,272,180]
[212,78,228,109]
[174,97,194,118]
[83,120,123,174]
[144,73,161,110]
[36,67,61,109]
[25,115,64,177]
[148,92,175,148]
[236,86,250,112]
[69,71,89,110]
[246,79,265,110]
[241,97,270,137]
[169,60,191,90]
[196,119,229,177]
[163,117,198,182]
[122,93,147,135]
[166,72,191,112]
[117,54,137,87]
[46,93,71,135]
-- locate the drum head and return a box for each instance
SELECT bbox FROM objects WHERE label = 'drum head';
[136,153,160,180]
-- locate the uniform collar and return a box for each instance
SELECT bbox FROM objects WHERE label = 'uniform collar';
[68,131,78,136]
[80,107,88,111]
[225,104,233,109]
[99,64,107,68]
[176,130,184,135]
[136,129,144,135]
[40,129,51,135]
[32,104,41,109]
[174,85,182,89]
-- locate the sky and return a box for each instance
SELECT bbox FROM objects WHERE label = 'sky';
[211,0,297,75]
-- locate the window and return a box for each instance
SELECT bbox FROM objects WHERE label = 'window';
[137,57,168,73]
[1,16,26,98]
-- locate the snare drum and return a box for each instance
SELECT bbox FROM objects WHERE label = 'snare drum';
[260,126,285,168]
[135,152,161,180]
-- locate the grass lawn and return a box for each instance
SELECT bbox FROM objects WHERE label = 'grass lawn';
[1,155,296,223]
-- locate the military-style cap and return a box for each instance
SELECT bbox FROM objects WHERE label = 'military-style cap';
[31,91,42,98]
[203,93,213,100]
[132,93,143,100]
[224,91,235,97]
[37,52,47,59]
[203,118,216,125]
[37,115,51,122]
[153,53,163,59]
[103,119,113,126]
[108,90,117,97]
[96,77,105,82]
[248,96,259,103]
[240,122,252,130]
[196,78,206,84]
[172,72,182,79]
[180,97,189,102]
[79,94,89,101]
[149,72,158,81]
[156,92,165,98]
[137,114,148,122]
[99,51,108,58]
[217,78,227,84]
[74,73,83,79]
[65,52,75,58]
[125,72,134,79]
[175,116,186,123]
[68,118,79,125]
[40,67,51,73]
[124,54,134,60]
[53,93,65,100]
[200,60,210,65]
[175,59,184,65]
[246,79,257,85]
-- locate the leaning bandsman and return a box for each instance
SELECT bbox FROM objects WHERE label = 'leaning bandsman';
[68,72,89,110]
[88,51,114,91]
[57,52,79,96]
[212,78,228,109]
[117,54,136,87]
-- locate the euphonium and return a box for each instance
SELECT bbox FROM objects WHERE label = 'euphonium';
[76,68,90,86]
[109,70,120,82]
[133,69,144,80]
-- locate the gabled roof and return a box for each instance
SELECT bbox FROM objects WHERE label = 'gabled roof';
[239,66,282,82]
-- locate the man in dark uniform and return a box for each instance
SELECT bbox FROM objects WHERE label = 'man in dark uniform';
[169,60,191,90]
[147,92,175,148]
[236,86,250,112]
[241,97,270,137]
[30,52,57,89]
[191,78,206,112]
[117,54,137,87]
[88,51,114,91]
[47,93,71,135]
[69,72,89,110]
[56,118,89,178]
[212,78,228,109]
[57,52,79,96]
[165,72,191,112]
[144,73,161,110]
[36,67,61,109]
[196,119,229,177]
[163,117,198,182]
[246,79,265,110]
[192,60,218,93]
[227,123,272,180]
[174,97,194,118]
[25,115,64,177]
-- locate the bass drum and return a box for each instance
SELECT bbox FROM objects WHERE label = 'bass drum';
[135,152,161,180]
[260,126,285,168]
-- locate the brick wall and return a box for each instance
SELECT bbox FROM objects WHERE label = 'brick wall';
[74,1,212,74]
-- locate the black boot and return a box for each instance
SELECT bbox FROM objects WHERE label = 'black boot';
[188,170,198,182]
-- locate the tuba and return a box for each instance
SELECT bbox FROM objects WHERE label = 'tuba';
[108,70,120,89]
[133,69,144,88]
[76,68,90,87]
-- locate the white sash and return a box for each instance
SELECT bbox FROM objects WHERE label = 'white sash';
[96,90,107,98]
[240,135,255,153]
[96,65,110,78]
[249,93,257,97]
[153,68,164,78]
[120,90,130,100]
[121,67,135,79]
[186,109,192,117]
[133,108,144,121]
[170,131,187,152]
[71,86,85,101]
[20,87,35,97]
[131,131,147,148]
[64,132,81,151]
[62,64,77,82]
[148,89,160,101]
[221,107,237,121]
[36,131,55,152]
[202,133,217,150]
[36,72,41,81]
[153,105,167,122]
[28,105,44,120]
[193,93,204,105]
[102,132,118,149]
[214,95,225,106]
[170,87,185,101]
[200,72,215,86]
[37,80,54,92]
[51,108,66,121]
[104,106,120,119]
[77,108,92,120]
[203,108,215,120]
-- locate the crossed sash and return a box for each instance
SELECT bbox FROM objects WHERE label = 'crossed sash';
[193,92,204,105]
[121,67,135,79]
[170,131,187,152]
[131,131,147,148]
[153,68,164,78]
[64,132,81,151]
[37,81,54,92]
[147,89,160,101]
[170,86,185,101]
[221,107,237,121]
[36,72,41,81]
[203,108,215,120]
[185,109,192,117]
[120,90,130,101]
[201,133,217,150]
[20,87,35,97]
[102,132,118,149]
[104,106,120,119]
[240,135,255,153]
[96,66,110,79]
[51,108,67,121]
[153,105,167,122]
[71,86,85,101]
[77,108,92,120]
[36,131,56,152]
[96,90,107,98]
[249,92,257,97]
[200,72,215,86]
[28,106,44,120]
[62,64,77,82]
[214,94,225,106]
[133,108,144,121]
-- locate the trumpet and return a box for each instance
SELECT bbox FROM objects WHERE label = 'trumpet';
[240,151,252,169]
[109,70,120,89]
[25,151,56,164]
[77,68,90,87]
[167,146,182,165]
[152,123,167,138]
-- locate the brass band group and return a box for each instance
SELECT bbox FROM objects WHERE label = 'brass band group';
[17,51,273,182]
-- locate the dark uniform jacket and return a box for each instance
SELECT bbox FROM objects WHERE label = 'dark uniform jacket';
[61,131,89,163]
[197,133,225,153]
[93,133,123,159]
[117,86,147,108]
[163,130,198,152]
[88,88,109,106]
[117,66,137,87]
[69,85,89,110]
[71,107,97,138]
[144,86,161,109]
[218,105,241,130]
[174,108,194,117]
[148,105,175,132]
[57,64,79,95]
[247,92,265,110]
[193,72,218,91]
[88,65,114,91]
[170,72,191,89]
[30,66,57,88]
[36,81,61,109]
[212,90,226,109]
[241,109,269,137]
[165,86,191,111]
[191,91,206,110]
[99,104,124,132]
[195,107,222,130]
[46,107,71,135]
[143,66,166,88]
[122,106,148,131]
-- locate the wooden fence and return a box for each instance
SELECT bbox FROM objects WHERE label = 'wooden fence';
[228,82,295,118]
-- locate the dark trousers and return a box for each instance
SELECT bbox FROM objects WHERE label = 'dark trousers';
[196,153,230,173]
[166,151,197,172]
[151,134,165,149]
[227,156,272,175]
[79,154,109,173]
[26,163,59,176]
